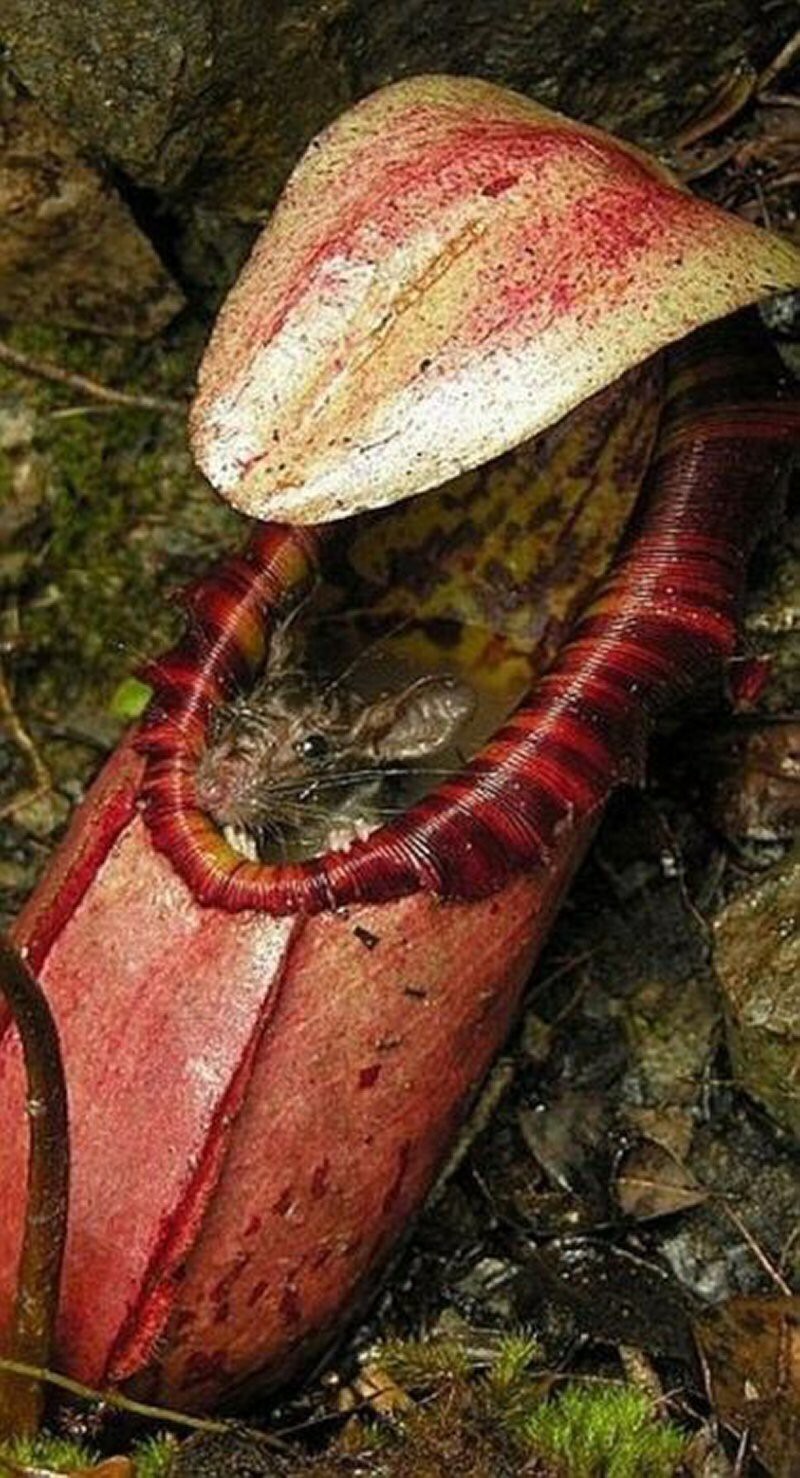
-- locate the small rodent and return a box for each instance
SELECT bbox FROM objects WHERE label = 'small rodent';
[195,619,475,859]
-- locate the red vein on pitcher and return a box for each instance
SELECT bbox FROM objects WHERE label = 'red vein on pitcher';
[137,315,799,915]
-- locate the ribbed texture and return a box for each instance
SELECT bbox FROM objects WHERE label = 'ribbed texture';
[137,314,798,915]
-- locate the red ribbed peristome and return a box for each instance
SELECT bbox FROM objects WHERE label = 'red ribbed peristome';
[138,313,799,916]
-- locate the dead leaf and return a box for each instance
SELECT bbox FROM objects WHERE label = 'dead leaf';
[616,1139,708,1221]
[624,1106,695,1162]
[694,1295,800,1478]
[351,1361,415,1417]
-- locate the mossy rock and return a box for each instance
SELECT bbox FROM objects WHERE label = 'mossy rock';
[714,851,800,1140]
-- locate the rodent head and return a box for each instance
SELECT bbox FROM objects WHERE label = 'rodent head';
[194,621,475,841]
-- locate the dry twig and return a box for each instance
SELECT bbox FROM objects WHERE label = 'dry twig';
[0,340,186,417]
[0,662,52,823]
[719,1203,793,1297]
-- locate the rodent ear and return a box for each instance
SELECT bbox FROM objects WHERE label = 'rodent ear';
[357,676,475,763]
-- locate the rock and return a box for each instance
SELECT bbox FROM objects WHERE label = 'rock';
[620,971,722,1111]
[713,852,800,1139]
[2,0,797,272]
[0,0,214,190]
[0,72,183,335]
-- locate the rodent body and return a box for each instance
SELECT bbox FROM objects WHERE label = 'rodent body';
[195,622,475,859]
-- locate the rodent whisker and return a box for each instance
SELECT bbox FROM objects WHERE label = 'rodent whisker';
[266,766,461,799]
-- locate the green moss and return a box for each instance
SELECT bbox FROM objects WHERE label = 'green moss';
[521,1383,689,1478]
[131,1433,178,1476]
[0,1431,99,1470]
[0,1430,177,1474]
[298,1336,690,1478]
[0,1354,687,1476]
[378,1335,472,1388]
[477,1332,545,1432]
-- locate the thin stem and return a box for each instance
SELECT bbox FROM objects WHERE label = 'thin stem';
[0,662,52,822]
[0,1359,291,1452]
[718,1201,793,1296]
[0,938,69,1440]
[0,340,185,417]
[757,25,800,94]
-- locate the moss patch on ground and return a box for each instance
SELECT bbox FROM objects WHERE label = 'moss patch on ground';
[1,320,242,719]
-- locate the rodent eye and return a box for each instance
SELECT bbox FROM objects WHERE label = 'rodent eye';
[295,732,330,763]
